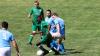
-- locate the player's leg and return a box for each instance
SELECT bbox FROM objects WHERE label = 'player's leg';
[0,48,5,56]
[0,47,11,56]
[51,32,65,54]
[37,45,49,56]
[28,24,37,45]
[36,41,49,55]
[61,35,65,51]
[32,24,37,35]
[5,47,11,56]
[36,36,46,46]
[50,38,65,55]
[48,32,61,54]
[36,35,50,55]
[37,24,41,36]
[46,33,53,47]
[57,38,65,54]
[28,35,33,45]
[50,40,60,55]
[57,43,65,54]
[37,25,41,32]
[57,28,65,53]
[61,28,66,51]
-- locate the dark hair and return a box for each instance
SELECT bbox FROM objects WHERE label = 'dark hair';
[46,9,51,13]
[52,12,58,16]
[2,21,8,29]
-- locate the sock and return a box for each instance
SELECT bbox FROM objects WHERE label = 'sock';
[28,35,33,44]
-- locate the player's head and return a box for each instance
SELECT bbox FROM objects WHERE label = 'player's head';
[52,12,58,19]
[34,0,39,7]
[1,21,8,29]
[46,9,52,18]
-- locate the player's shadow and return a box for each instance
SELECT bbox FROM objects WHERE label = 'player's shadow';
[68,51,83,54]
[65,49,75,51]
[60,49,83,55]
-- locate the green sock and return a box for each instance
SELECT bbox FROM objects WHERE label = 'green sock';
[34,44,37,48]
[28,35,33,43]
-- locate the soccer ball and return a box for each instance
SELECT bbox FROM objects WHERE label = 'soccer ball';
[36,50,44,56]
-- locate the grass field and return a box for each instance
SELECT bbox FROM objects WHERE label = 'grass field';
[0,0,100,56]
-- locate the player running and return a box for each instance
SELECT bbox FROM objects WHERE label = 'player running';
[27,0,44,45]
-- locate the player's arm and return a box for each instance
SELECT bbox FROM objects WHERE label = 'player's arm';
[28,14,31,18]
[41,9,44,20]
[12,40,20,56]
[28,8,33,18]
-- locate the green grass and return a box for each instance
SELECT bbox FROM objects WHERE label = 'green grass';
[0,0,100,56]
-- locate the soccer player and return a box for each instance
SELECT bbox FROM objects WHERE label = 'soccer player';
[27,0,44,45]
[49,13,65,54]
[36,9,52,47]
[0,21,20,56]
[36,21,51,56]
[49,13,61,38]
[45,9,52,31]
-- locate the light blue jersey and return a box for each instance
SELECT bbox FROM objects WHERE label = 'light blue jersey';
[45,17,50,23]
[45,17,54,34]
[45,16,52,24]
[56,17,65,36]
[0,28,14,48]
[49,17,59,34]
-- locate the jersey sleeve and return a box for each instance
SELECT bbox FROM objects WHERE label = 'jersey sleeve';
[9,33,15,41]
[30,8,33,15]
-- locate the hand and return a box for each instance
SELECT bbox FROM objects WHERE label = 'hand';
[28,14,31,18]
[52,32,61,38]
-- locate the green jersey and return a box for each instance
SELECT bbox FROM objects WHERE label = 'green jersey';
[41,21,48,35]
[40,21,48,43]
[30,7,44,25]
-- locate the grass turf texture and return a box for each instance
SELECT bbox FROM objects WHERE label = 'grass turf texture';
[0,0,100,56]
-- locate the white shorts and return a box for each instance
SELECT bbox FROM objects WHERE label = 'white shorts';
[0,47,11,56]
